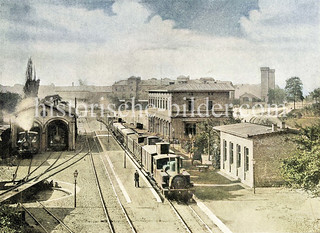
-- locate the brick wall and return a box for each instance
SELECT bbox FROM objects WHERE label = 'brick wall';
[253,132,297,187]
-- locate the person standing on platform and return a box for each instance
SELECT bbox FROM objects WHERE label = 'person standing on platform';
[134,170,139,188]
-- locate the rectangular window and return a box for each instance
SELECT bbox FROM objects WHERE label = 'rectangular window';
[229,142,234,164]
[208,100,213,110]
[188,100,192,111]
[185,123,196,136]
[223,140,227,161]
[245,147,249,171]
[237,144,241,168]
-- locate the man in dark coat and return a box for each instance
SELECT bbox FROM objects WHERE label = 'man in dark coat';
[134,170,139,188]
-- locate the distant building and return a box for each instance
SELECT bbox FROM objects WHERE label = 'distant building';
[54,85,112,106]
[234,84,261,100]
[234,67,276,104]
[214,123,296,187]
[111,76,174,101]
[239,92,261,105]
[148,83,235,140]
[260,67,275,102]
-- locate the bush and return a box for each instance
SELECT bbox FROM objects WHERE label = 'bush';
[280,123,320,195]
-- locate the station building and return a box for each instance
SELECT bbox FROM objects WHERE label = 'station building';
[213,123,297,187]
[11,97,77,152]
[147,82,235,141]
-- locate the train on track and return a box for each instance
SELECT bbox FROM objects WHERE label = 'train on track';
[17,131,39,157]
[110,121,193,201]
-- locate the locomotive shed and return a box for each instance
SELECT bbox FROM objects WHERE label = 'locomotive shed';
[11,97,77,153]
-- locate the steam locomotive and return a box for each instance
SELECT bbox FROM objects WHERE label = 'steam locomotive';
[111,122,193,201]
[17,131,39,157]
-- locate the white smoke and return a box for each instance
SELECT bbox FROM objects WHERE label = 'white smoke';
[14,98,37,131]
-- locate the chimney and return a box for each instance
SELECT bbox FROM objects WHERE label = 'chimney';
[281,122,286,129]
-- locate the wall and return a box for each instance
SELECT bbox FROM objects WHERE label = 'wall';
[148,90,233,140]
[219,132,254,187]
[253,132,296,187]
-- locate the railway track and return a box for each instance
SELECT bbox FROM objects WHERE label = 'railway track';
[97,120,215,233]
[0,148,88,203]
[20,202,74,233]
[85,124,136,233]
[12,158,22,182]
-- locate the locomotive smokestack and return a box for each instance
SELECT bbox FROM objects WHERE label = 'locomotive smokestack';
[175,157,180,174]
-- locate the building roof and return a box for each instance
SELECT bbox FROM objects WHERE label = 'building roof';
[239,92,260,99]
[234,84,261,99]
[55,85,111,93]
[149,83,234,93]
[213,123,280,138]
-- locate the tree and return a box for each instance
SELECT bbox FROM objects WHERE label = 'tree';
[285,77,303,109]
[310,88,320,103]
[268,87,286,104]
[78,79,87,86]
[193,118,240,168]
[0,92,21,113]
[281,123,320,195]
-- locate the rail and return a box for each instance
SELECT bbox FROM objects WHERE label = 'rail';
[168,200,192,233]
[86,135,115,233]
[91,133,136,233]
[101,119,214,233]
[20,203,49,233]
[37,201,74,233]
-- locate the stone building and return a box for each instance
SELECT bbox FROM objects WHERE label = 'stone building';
[234,67,276,104]
[239,92,261,105]
[112,76,174,101]
[213,123,296,187]
[11,98,77,152]
[148,83,235,141]
[260,67,275,102]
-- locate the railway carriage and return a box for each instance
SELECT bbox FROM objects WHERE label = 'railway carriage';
[110,121,193,201]
[141,145,157,173]
[112,123,126,143]
[119,128,135,147]
[128,134,146,163]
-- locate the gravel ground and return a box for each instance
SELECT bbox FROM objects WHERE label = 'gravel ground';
[203,187,320,233]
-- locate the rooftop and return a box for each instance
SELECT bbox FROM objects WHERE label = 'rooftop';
[149,82,234,93]
[213,123,281,138]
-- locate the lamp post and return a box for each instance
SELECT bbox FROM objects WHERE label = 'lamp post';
[172,128,175,148]
[74,170,78,208]
[189,134,194,159]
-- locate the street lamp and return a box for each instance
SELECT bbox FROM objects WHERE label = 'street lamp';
[172,128,175,148]
[74,170,78,208]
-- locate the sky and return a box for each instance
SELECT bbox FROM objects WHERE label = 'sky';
[0,0,319,93]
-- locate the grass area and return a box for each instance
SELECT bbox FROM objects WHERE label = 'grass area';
[194,185,244,201]
[190,169,235,184]
[285,117,320,128]
[181,158,235,184]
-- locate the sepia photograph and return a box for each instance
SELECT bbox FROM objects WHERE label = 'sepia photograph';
[0,0,320,232]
